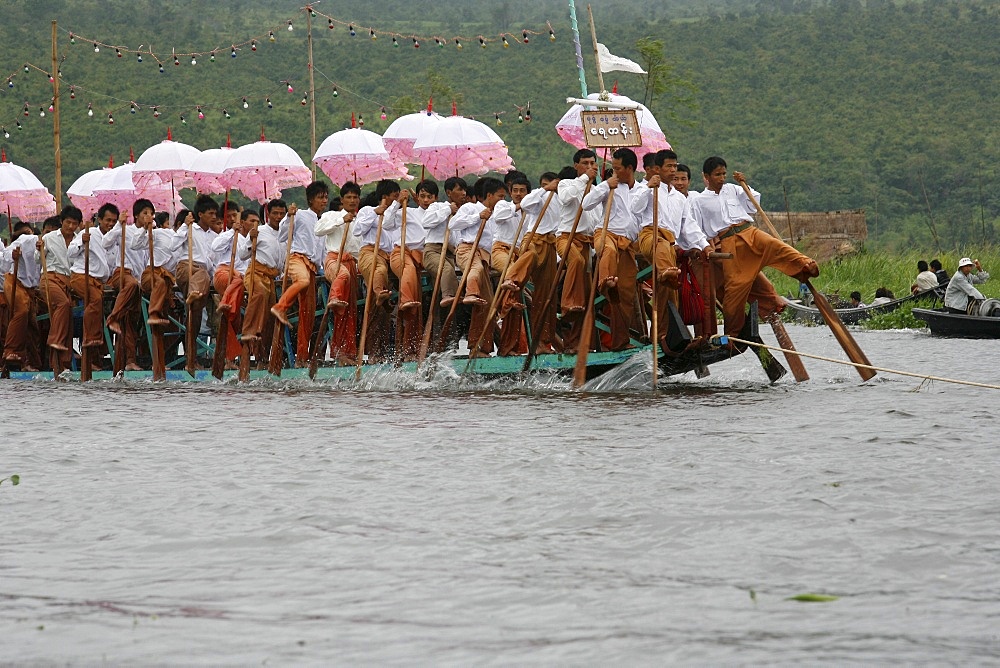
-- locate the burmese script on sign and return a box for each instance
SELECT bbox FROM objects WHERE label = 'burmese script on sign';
[580,109,642,149]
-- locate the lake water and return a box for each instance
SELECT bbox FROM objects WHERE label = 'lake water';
[2,325,999,664]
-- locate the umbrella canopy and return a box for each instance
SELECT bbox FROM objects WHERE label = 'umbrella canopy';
[411,116,515,180]
[189,146,236,195]
[313,128,410,186]
[131,130,201,190]
[67,168,110,218]
[70,163,184,219]
[555,93,671,164]
[383,110,444,165]
[223,136,312,203]
[0,152,57,221]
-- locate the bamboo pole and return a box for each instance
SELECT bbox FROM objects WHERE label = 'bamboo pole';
[586,5,606,95]
[51,21,62,209]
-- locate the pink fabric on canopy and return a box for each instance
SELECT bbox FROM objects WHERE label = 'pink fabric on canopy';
[555,93,671,164]
[411,116,514,180]
[313,128,410,186]
[223,140,312,203]
[0,159,57,221]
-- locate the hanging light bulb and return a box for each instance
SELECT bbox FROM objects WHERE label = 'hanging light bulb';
[48,73,55,83]
[479,36,487,48]
[39,107,46,118]
[174,54,180,66]
[197,106,204,120]
[358,114,364,127]
[523,30,529,44]
[116,48,122,58]
[517,113,523,123]
[159,64,165,73]
[549,27,556,41]
[69,32,76,44]
[22,103,29,117]
[392,37,399,48]
[210,51,216,62]
[455,38,462,50]
[223,109,231,119]
[309,7,316,17]
[242,97,249,109]
[525,104,531,122]
[94,43,100,53]
[180,114,187,125]
[153,106,161,118]
[287,83,294,93]
[69,86,76,99]
[6,78,12,89]
[328,19,334,30]
[495,113,502,126]
[380,107,387,120]
[287,20,294,31]
[231,46,237,58]
[2,128,8,139]
[266,97,273,109]
[87,103,94,117]
[332,86,338,97]
[191,56,197,65]
[137,53,143,63]
[251,40,257,52]
[269,31,276,42]
[502,37,509,48]
[108,113,114,125]
[435,38,442,48]
[130,102,139,114]
[413,37,419,48]
[15,121,22,130]
[349,24,356,36]
[370,28,376,40]
[48,98,54,112]
[23,64,29,73]
[301,93,308,105]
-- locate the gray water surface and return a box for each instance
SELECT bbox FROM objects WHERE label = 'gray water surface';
[2,325,999,664]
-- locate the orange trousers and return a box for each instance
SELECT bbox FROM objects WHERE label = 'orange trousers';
[274,253,317,365]
[324,252,359,365]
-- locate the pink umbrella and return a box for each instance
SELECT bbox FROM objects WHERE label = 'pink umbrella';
[0,150,57,221]
[383,101,444,165]
[556,92,671,164]
[92,162,184,215]
[189,146,236,195]
[313,127,410,186]
[411,115,515,180]
[67,167,111,218]
[132,129,201,192]
[223,132,312,203]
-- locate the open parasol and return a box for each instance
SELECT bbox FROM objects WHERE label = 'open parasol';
[556,92,671,164]
[410,114,515,180]
[223,131,312,203]
[313,124,410,186]
[0,149,57,223]
[382,101,444,165]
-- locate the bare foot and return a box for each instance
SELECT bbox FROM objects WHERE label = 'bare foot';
[500,279,520,292]
[399,301,420,313]
[147,316,170,326]
[375,290,392,305]
[125,363,143,371]
[49,343,69,352]
[217,303,233,314]
[186,290,203,305]
[270,306,290,326]
[660,267,682,289]
[327,298,348,313]
[463,295,487,307]
[601,276,618,291]
[439,296,455,308]
[106,318,122,336]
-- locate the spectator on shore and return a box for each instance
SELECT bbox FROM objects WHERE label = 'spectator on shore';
[930,258,949,286]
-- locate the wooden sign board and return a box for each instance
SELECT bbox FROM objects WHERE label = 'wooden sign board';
[580,109,643,149]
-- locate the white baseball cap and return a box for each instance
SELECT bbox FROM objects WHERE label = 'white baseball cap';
[959,257,975,268]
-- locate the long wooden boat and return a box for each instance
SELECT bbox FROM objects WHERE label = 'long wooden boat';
[784,285,944,325]
[3,340,743,383]
[912,307,1000,339]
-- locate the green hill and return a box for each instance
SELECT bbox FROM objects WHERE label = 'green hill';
[0,0,997,251]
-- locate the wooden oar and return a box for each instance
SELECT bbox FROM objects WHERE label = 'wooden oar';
[355,212,386,381]
[211,225,240,380]
[572,192,615,389]
[649,186,659,389]
[768,314,809,382]
[737,177,875,381]
[81,218,92,382]
[113,214,127,376]
[435,212,490,354]
[462,208,531,374]
[1,254,18,378]
[308,218,351,379]
[147,224,165,381]
[417,219,452,363]
[394,199,409,365]
[239,220,259,383]
[522,187,588,374]
[184,221,196,378]
[268,211,297,377]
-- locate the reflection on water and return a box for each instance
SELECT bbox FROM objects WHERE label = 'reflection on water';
[2,326,999,663]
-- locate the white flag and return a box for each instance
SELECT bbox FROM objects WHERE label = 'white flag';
[596,43,647,74]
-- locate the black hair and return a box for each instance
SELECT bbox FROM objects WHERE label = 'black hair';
[479,177,506,198]
[154,212,170,228]
[97,203,120,220]
[360,192,380,208]
[703,156,727,175]
[266,199,287,214]
[193,194,220,219]
[174,209,191,230]
[612,148,638,171]
[373,179,401,201]
[306,180,330,202]
[13,221,35,237]
[917,260,929,272]
[60,204,83,222]
[573,148,597,164]
[850,291,862,301]
[676,164,691,178]
[557,166,578,180]
[538,171,559,186]
[654,149,678,167]
[444,176,468,194]
[339,181,362,198]
[509,176,532,192]
[240,209,259,222]
[415,179,439,197]
[503,170,527,187]
[930,259,943,271]
[132,199,154,218]
[642,153,656,169]
[41,216,61,233]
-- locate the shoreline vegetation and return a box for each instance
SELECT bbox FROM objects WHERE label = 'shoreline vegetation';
[765,247,999,330]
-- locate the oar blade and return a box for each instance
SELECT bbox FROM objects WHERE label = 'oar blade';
[806,280,876,381]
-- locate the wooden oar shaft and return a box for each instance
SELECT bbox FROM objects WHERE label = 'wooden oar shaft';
[394,202,408,363]
[355,213,385,381]
[147,223,165,381]
[572,191,614,388]
[650,187,659,388]
[268,212,297,376]
[736,179,782,239]
[418,221,452,362]
[81,219,92,382]
[436,212,489,352]
[309,218,351,378]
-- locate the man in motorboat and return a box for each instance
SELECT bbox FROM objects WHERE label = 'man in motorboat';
[944,257,991,315]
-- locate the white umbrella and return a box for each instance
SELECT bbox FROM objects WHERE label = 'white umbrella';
[0,150,57,221]
[313,127,410,186]
[132,129,201,192]
[555,92,671,164]
[189,145,236,195]
[411,115,515,180]
[223,133,312,203]
[92,162,184,215]
[67,167,110,218]
[383,104,444,165]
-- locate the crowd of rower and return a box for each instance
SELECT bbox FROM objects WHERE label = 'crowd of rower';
[0,146,819,374]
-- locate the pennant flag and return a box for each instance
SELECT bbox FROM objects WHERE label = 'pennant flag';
[596,43,646,74]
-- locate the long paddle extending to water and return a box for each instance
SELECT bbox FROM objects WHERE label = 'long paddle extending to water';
[239,220,259,383]
[146,223,166,381]
[184,220,196,378]
[355,211,386,381]
[268,210,297,377]
[435,212,490,354]
[1,254,19,378]
[649,186,660,389]
[81,217,92,382]
[522,186,589,374]
[113,213,127,376]
[308,218,351,379]
[572,191,615,389]
[393,198,409,365]
[417,217,453,363]
[737,177,874,381]
[212,221,241,380]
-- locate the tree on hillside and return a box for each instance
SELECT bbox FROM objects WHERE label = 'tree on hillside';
[392,70,465,117]
[634,37,698,126]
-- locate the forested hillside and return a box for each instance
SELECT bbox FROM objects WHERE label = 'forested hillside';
[0,0,996,250]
